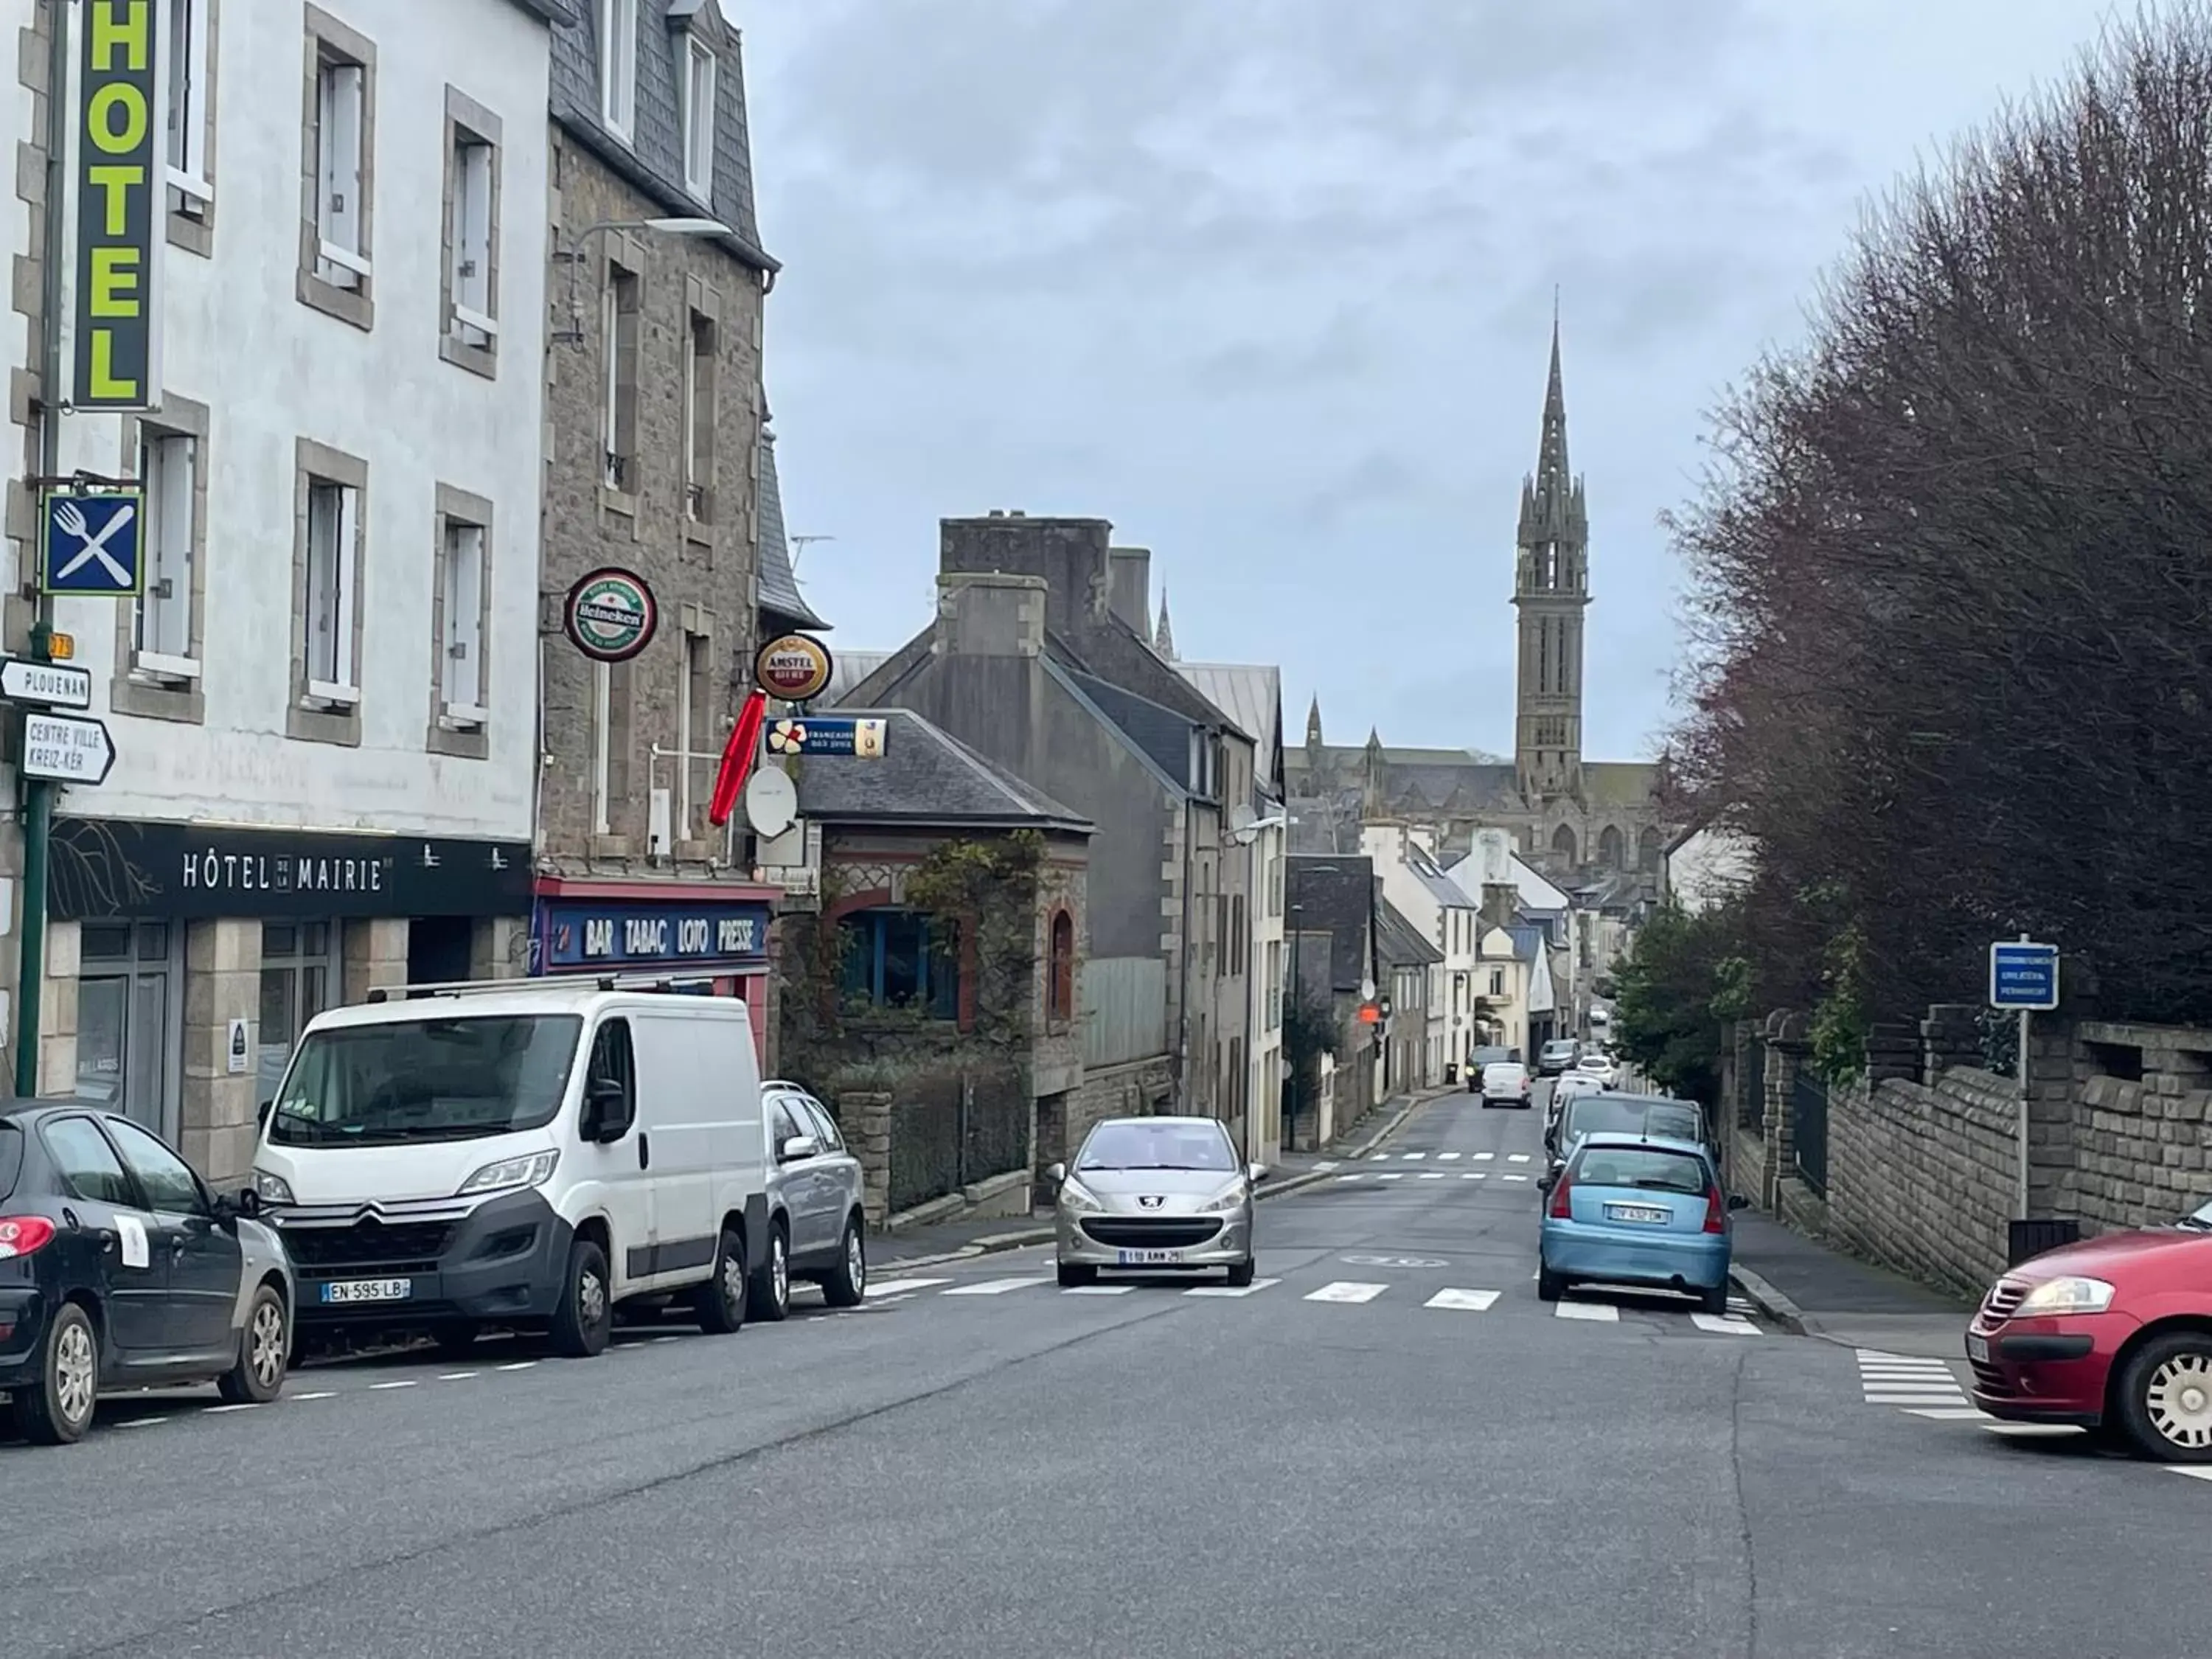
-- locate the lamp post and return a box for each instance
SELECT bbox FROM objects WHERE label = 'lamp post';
[550,216,732,344]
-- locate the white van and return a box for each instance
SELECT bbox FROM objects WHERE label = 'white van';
[247,977,770,1359]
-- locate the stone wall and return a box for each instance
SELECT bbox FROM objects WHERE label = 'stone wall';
[2070,1020,2212,1232]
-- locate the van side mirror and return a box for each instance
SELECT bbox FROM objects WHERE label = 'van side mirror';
[584,1077,629,1141]
[1045,1162,1066,1185]
[257,1099,274,1130]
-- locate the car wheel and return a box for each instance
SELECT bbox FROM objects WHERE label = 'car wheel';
[13,1301,100,1445]
[2115,1332,2212,1462]
[549,1236,613,1358]
[1697,1283,1730,1317]
[695,1225,749,1334]
[1057,1261,1097,1288]
[218,1284,291,1405]
[1536,1263,1565,1303]
[1225,1257,1256,1289]
[820,1217,868,1309]
[749,1224,791,1323]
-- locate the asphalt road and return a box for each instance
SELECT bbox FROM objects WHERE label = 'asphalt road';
[10,1086,2212,1657]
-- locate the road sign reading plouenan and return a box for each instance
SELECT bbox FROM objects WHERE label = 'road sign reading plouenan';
[20,711,116,786]
[1989,940,2059,1011]
[0,657,93,709]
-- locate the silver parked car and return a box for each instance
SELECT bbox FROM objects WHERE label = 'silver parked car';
[755,1082,869,1321]
[1048,1116,1260,1289]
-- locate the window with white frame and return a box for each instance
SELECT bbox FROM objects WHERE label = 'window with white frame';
[313,50,370,288]
[135,430,197,674]
[681,36,716,197]
[165,0,212,218]
[599,0,637,139]
[677,630,707,834]
[602,264,639,490]
[303,477,358,702]
[439,518,487,726]
[681,310,715,520]
[448,129,496,349]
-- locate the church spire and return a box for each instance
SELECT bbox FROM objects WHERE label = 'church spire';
[1535,297,1569,512]
[1305,694,1321,747]
[1512,302,1591,803]
[1154,590,1176,659]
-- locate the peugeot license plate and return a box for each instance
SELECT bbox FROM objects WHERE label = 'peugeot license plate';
[1116,1249,1182,1267]
[321,1278,411,1304]
[1604,1203,1670,1225]
[1966,1333,1989,1363]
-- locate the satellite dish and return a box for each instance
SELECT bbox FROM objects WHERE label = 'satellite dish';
[1229,803,1256,835]
[743,768,798,839]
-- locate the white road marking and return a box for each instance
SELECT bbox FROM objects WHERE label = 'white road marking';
[1689,1313,1761,1335]
[1377,1172,1406,1181]
[1978,1422,2083,1438]
[1402,1152,1427,1161]
[497,1361,538,1372]
[1304,1281,1389,1304]
[1473,1152,1495,1161]
[204,1402,260,1413]
[1904,1407,1994,1420]
[1368,1152,1394,1161]
[1186,1278,1280,1298]
[1419,1172,1446,1180]
[113,1416,163,1429]
[1314,1160,1340,1171]
[1865,1393,1969,1405]
[866,1278,953,1298]
[1437,1151,1462,1161]
[369,1380,419,1391]
[650,1335,681,1345]
[1425,1288,1500,1311]
[1507,1154,1532,1164]
[941,1276,1055,1295]
[1061,1284,1133,1295]
[1554,1301,1620,1322]
[1464,1172,1486,1179]
[1501,1174,1529,1183]
[1332,1173,1366,1183]
[436,1373,479,1382]
[288,1390,338,1400]
[2170,1467,2212,1481]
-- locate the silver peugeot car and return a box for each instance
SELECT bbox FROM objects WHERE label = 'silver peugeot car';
[1048,1116,1260,1289]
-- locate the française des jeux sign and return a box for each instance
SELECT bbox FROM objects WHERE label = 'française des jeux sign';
[72,0,164,411]
[540,900,771,971]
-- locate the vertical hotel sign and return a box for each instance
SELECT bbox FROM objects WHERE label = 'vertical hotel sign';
[70,0,164,411]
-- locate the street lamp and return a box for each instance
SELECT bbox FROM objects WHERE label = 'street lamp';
[551,216,733,343]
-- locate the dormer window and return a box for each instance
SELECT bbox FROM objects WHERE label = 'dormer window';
[599,0,637,141]
[681,35,717,198]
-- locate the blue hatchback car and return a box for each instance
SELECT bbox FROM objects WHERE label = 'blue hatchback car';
[1537,1133,1747,1315]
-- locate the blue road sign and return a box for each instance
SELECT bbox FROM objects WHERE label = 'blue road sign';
[41,490,144,597]
[1989,940,2060,1011]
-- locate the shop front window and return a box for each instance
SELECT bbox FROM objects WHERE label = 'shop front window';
[75,921,178,1139]
[259,921,338,1107]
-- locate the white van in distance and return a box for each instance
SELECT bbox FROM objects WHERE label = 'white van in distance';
[248,977,771,1358]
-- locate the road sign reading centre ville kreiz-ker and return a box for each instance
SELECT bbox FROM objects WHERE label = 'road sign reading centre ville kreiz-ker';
[1989,940,2060,1011]
[21,712,116,787]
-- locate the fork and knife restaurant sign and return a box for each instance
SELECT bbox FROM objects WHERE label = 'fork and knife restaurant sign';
[41,0,165,599]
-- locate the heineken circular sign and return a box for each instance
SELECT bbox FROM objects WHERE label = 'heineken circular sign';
[564,567,658,664]
[754,633,835,702]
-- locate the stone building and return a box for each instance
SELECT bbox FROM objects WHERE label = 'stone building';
[839,519,1256,1144]
[773,708,1091,1225]
[529,0,792,1058]
[1288,318,1672,884]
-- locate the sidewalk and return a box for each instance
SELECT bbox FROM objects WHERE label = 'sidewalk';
[1728,1209,1975,1357]
[872,1088,1451,1274]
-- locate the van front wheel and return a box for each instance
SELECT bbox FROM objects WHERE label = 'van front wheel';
[549,1237,613,1358]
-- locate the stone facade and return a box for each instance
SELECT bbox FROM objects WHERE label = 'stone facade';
[538,125,765,869]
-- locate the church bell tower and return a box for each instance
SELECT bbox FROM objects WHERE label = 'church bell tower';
[1512,306,1590,800]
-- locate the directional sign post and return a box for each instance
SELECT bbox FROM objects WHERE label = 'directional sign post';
[1989,936,2061,1220]
[40,490,144,597]
[20,711,116,787]
[0,656,93,710]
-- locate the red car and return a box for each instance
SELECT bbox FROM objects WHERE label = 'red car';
[1967,1213,2212,1461]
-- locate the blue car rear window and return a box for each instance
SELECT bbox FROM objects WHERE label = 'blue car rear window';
[1573,1147,1709,1194]
[0,1121,20,1203]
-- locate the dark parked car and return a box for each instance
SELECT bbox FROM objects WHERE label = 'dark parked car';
[0,1100,294,1444]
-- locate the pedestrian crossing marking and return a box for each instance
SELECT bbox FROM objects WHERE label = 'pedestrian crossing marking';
[1425,1288,1500,1311]
[1377,1172,1405,1180]
[1689,1313,1759,1335]
[1904,1407,1993,1421]
[866,1278,953,1298]
[1438,1151,1462,1161]
[1185,1277,1280,1298]
[1554,1301,1620,1322]
[1501,1174,1529,1183]
[2170,1467,2212,1481]
[1473,1152,1495,1161]
[1060,1284,1133,1295]
[1978,1422,2082,1438]
[1314,1160,1340,1171]
[1305,1280,1389,1304]
[1402,1151,1427,1160]
[1507,1154,1532,1164]
[942,1276,1054,1295]
[1419,1172,1446,1180]
[1464,1172,1486,1179]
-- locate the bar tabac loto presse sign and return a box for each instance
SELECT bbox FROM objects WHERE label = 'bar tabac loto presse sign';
[69,0,164,412]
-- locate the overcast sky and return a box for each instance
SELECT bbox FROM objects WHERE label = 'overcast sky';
[742,0,2120,762]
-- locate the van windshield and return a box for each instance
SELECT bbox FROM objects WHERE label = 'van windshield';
[267,1015,582,1147]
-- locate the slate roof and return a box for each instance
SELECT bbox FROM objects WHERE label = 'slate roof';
[1376,897,1444,968]
[791,709,1091,833]
[1062,669,1196,787]
[1506,924,1548,964]
[1405,842,1476,911]
[822,650,891,706]
[549,0,773,269]
[754,428,827,633]
[1287,855,1377,994]
[1174,661,1283,789]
